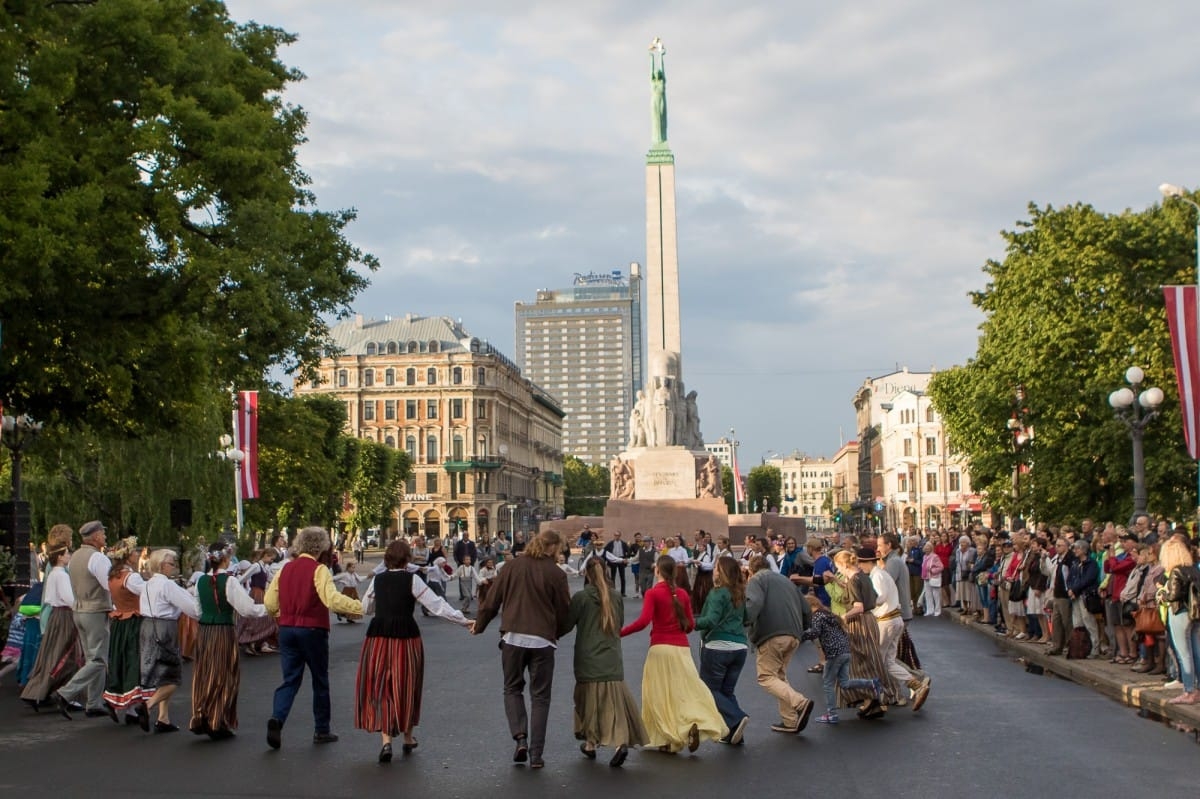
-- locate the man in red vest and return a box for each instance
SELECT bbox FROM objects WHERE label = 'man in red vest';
[264,527,362,749]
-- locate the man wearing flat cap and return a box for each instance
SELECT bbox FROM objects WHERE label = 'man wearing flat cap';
[56,521,118,721]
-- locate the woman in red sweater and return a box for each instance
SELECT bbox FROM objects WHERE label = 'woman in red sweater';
[620,556,726,754]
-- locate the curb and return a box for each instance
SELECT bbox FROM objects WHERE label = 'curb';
[947,609,1200,734]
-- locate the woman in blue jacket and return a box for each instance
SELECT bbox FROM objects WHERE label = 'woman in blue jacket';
[1065,540,1101,658]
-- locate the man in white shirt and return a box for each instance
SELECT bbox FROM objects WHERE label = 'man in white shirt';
[602,531,629,596]
[57,520,117,721]
[866,552,931,712]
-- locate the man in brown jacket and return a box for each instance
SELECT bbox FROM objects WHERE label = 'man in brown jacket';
[473,530,570,770]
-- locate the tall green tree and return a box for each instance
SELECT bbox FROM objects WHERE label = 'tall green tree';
[747,465,781,513]
[928,200,1198,523]
[348,441,409,536]
[563,455,609,517]
[0,0,376,433]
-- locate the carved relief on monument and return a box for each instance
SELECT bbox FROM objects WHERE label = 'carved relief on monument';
[611,455,635,500]
[697,453,722,498]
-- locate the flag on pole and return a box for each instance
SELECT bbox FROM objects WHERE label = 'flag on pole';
[235,391,260,499]
[1164,285,1200,459]
[731,447,746,506]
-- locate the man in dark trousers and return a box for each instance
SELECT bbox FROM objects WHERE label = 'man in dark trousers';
[473,530,570,770]
[603,530,630,596]
[453,530,477,567]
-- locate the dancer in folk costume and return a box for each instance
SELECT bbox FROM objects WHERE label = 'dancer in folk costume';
[237,547,279,654]
[190,543,267,739]
[829,549,899,720]
[20,531,83,710]
[135,549,201,733]
[102,537,145,722]
[355,540,473,762]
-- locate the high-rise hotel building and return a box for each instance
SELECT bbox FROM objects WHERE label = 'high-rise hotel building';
[515,268,644,466]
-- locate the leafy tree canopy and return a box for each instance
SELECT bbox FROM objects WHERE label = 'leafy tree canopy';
[928,200,1198,523]
[563,455,609,517]
[747,465,780,513]
[0,0,376,434]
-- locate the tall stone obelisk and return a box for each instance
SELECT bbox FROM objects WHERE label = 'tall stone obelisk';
[603,38,728,539]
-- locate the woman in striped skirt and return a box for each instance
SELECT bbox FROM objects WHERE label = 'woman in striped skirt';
[20,544,82,709]
[355,539,473,763]
[189,543,267,739]
[102,537,145,721]
[236,548,278,654]
[831,549,899,720]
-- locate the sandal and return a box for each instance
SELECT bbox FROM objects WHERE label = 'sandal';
[807,664,824,674]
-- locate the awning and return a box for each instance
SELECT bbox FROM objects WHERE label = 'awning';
[946,503,961,512]
[968,501,983,512]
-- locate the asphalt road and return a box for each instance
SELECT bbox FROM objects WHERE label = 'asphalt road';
[2,578,1198,798]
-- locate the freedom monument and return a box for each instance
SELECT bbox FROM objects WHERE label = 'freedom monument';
[603,39,729,538]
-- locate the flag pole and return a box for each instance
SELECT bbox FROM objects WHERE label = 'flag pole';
[233,391,244,535]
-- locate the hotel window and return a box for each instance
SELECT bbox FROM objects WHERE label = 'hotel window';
[406,368,416,386]
[427,367,437,385]
[426,400,438,419]
[363,369,374,387]
[452,367,463,385]
[385,369,395,386]
[926,472,938,492]
[949,472,961,492]
[406,400,417,420]
[425,472,438,492]
[903,439,912,457]
[362,402,375,421]
[925,437,937,456]
[337,369,348,387]
[384,400,396,420]
[406,436,417,461]
[451,398,464,418]
[426,436,438,464]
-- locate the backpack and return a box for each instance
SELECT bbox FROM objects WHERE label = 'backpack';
[1066,626,1091,660]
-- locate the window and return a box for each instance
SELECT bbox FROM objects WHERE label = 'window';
[452,435,464,460]
[429,340,439,353]
[385,369,395,386]
[427,367,437,385]
[898,474,908,493]
[926,472,938,492]
[406,400,417,420]
[426,435,438,463]
[452,367,462,385]
[337,369,348,387]
[407,341,418,353]
[363,368,374,387]
[478,367,486,385]
[903,439,912,457]
[926,406,935,423]
[362,402,375,421]
[476,400,487,419]
[425,472,438,493]
[385,400,396,420]
[385,435,395,448]
[451,398,464,418]
[366,343,377,356]
[406,368,416,386]
[925,437,936,456]
[406,475,416,493]
[426,400,438,419]
[949,472,961,492]
[387,341,398,355]
[406,436,417,461]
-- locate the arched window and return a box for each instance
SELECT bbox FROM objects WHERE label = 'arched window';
[337,369,348,387]
[427,367,437,385]
[385,368,395,386]
[385,435,396,448]
[405,436,417,461]
[407,341,418,353]
[452,367,462,385]
[363,368,374,387]
[470,338,481,353]
[387,341,398,354]
[426,435,438,464]
[429,340,439,353]
[406,368,416,386]
[366,343,377,356]
[477,367,486,385]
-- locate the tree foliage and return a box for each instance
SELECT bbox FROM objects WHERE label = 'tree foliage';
[348,439,410,536]
[0,0,376,433]
[746,465,781,513]
[928,200,1198,523]
[563,455,609,517]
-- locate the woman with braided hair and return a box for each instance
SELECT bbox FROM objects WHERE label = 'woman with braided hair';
[621,555,726,754]
[189,542,267,739]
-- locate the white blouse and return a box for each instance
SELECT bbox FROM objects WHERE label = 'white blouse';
[43,566,74,608]
[140,573,201,620]
[196,569,266,618]
[361,571,469,626]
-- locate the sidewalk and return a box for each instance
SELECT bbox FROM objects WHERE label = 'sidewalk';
[948,608,1200,735]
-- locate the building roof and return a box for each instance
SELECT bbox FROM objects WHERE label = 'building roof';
[326,314,481,354]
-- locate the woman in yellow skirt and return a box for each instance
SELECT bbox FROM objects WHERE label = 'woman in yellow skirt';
[620,556,726,753]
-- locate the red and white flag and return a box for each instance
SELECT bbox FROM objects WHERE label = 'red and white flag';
[731,447,746,506]
[235,391,260,499]
[1164,285,1200,459]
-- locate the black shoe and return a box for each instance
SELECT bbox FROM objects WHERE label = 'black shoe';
[609,745,629,767]
[686,722,700,752]
[84,708,109,718]
[135,702,150,732]
[513,735,528,763]
[267,718,282,749]
[795,699,814,732]
[154,721,180,734]
[103,701,120,723]
[379,743,393,763]
[22,698,40,713]
[124,715,141,726]
[401,739,418,754]
[55,693,73,720]
[313,732,339,744]
[580,742,597,759]
[208,729,236,741]
[529,755,545,769]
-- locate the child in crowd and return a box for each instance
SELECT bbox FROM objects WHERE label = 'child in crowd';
[800,594,882,724]
[334,562,363,623]
[454,555,479,612]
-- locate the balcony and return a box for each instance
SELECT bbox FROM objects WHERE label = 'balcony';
[542,471,563,486]
[442,455,505,472]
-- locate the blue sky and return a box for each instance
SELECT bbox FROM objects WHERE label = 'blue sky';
[227,0,1200,465]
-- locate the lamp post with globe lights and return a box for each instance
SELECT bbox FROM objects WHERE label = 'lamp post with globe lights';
[1006,385,1033,525]
[1,414,44,502]
[216,433,247,533]
[1108,367,1164,521]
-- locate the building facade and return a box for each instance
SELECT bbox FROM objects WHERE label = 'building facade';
[296,314,565,542]
[770,453,836,530]
[515,268,643,466]
[830,440,860,511]
[703,436,735,469]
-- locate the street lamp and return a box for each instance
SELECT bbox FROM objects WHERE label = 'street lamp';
[216,433,247,533]
[1006,384,1033,525]
[505,503,519,541]
[1108,366,1164,520]
[729,428,741,514]
[1,414,44,502]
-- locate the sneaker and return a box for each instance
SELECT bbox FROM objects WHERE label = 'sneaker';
[312,732,339,744]
[267,718,282,749]
[770,721,800,733]
[1164,680,1183,690]
[729,716,749,745]
[815,713,839,725]
[1015,633,1028,640]
[795,698,815,732]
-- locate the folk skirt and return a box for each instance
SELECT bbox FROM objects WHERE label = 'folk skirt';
[837,613,900,708]
[639,644,726,752]
[102,615,143,710]
[178,615,199,661]
[18,614,42,685]
[138,617,183,698]
[355,635,423,736]
[574,680,649,749]
[19,606,82,702]
[190,623,240,733]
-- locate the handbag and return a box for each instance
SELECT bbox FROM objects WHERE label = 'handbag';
[1133,605,1165,635]
[1009,579,1028,602]
[928,574,942,588]
[1083,590,1103,615]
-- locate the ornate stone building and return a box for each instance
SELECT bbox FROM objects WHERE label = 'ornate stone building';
[296,314,565,542]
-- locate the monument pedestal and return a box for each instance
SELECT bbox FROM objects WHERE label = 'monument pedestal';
[603,496,729,540]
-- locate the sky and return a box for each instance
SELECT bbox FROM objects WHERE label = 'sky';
[226,0,1200,466]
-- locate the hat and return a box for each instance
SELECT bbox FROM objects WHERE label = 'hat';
[1002,540,1014,547]
[79,520,106,538]
[1119,531,1138,542]
[107,536,138,561]
[856,546,878,562]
